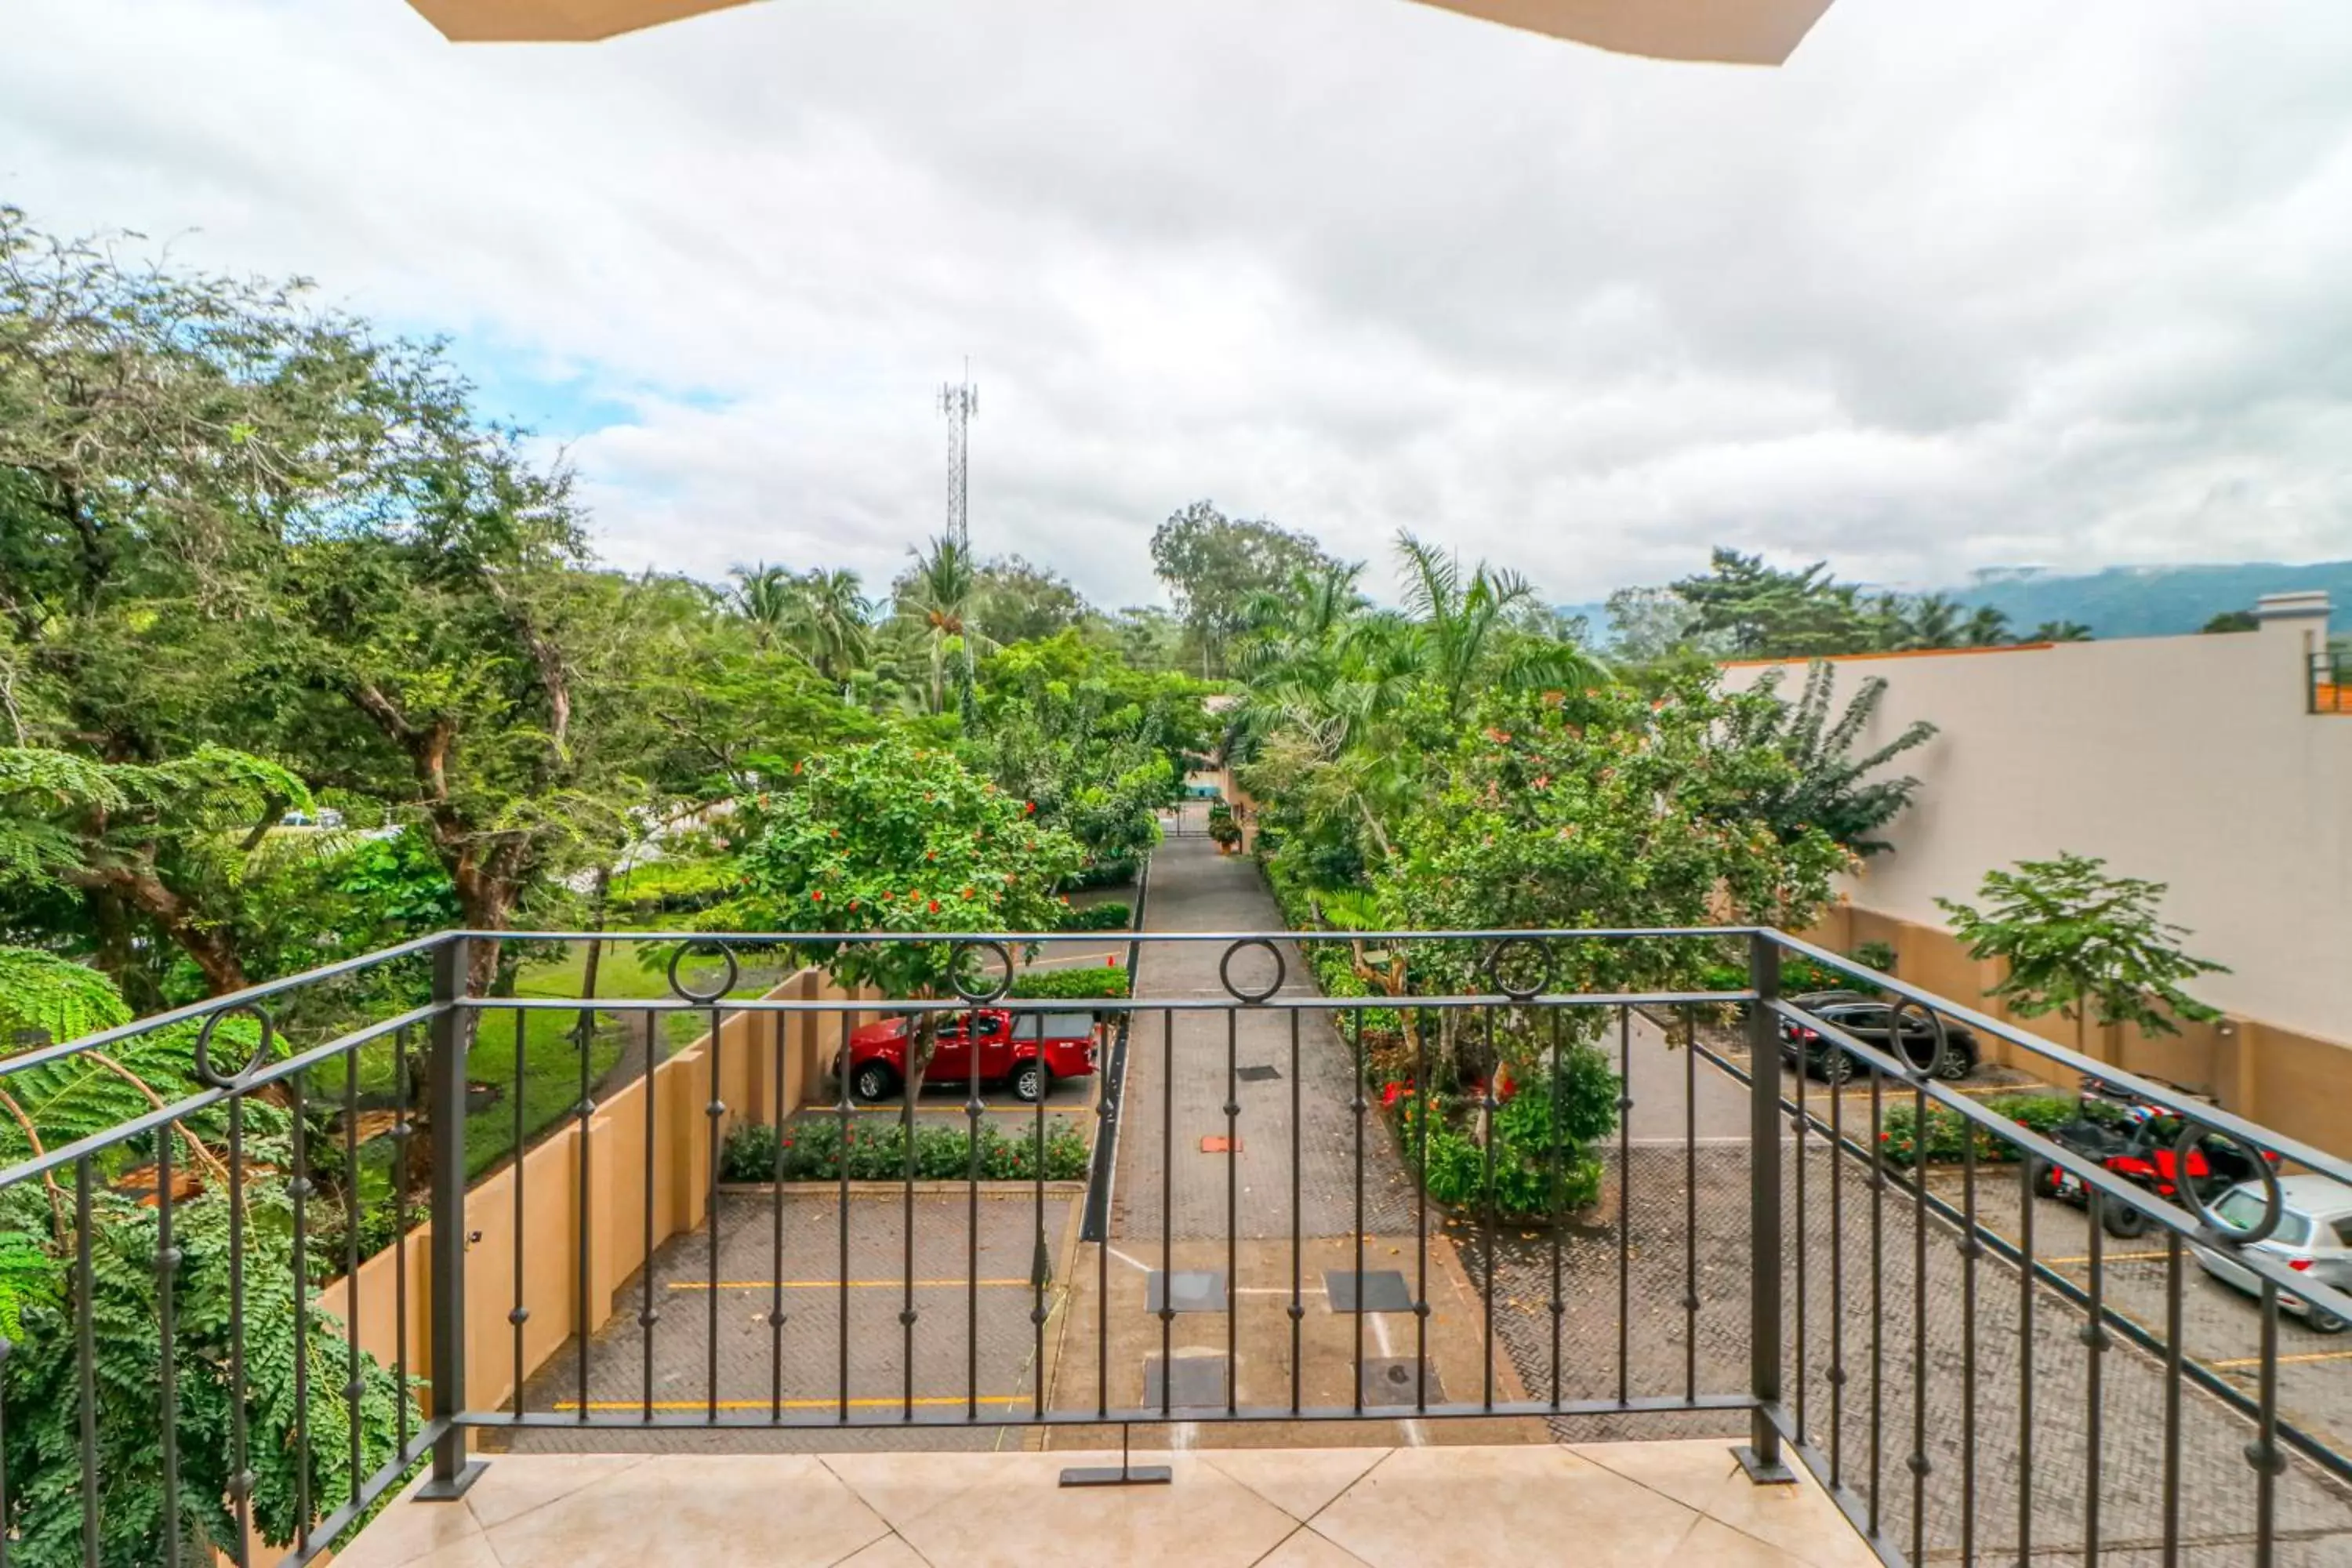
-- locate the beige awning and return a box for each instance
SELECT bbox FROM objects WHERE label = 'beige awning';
[406,0,1835,63]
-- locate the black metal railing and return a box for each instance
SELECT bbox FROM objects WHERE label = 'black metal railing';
[3,927,2348,1565]
[2312,649,2350,713]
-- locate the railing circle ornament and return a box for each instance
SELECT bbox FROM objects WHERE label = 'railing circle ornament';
[1889,997,1951,1082]
[1219,938,1287,1005]
[2176,1117,2285,1247]
[191,1003,277,1089]
[1483,936,1553,1003]
[949,940,1015,1004]
[666,939,741,1005]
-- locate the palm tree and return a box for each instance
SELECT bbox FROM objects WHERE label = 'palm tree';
[896,535,993,713]
[1899,593,1964,650]
[1393,532,1604,720]
[1963,605,2013,647]
[2031,620,2094,643]
[728,562,797,649]
[790,568,874,681]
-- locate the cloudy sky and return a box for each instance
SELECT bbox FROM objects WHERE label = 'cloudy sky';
[7,0,2351,608]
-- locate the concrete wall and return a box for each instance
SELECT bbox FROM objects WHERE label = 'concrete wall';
[1733,593,2351,1154]
[314,968,873,1417]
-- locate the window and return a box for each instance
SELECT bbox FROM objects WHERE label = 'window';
[2332,1217,2352,1249]
[2214,1189,2310,1246]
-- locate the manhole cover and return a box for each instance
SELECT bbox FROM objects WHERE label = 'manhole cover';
[1360,1357,1443,1409]
[1324,1269,1414,1313]
[1145,1270,1229,1314]
[1235,1063,1281,1083]
[1144,1353,1229,1410]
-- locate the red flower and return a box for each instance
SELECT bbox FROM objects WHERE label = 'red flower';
[811,890,824,902]
[928,900,942,913]
[1024,800,1036,815]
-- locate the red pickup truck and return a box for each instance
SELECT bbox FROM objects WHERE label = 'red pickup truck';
[839,1008,1100,1104]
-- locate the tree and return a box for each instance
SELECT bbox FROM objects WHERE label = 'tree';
[1935,852,2227,1064]
[1963,604,2014,647]
[1721,662,1938,857]
[975,554,1091,645]
[2031,620,2094,643]
[2201,609,2259,634]
[729,735,1082,1100]
[1603,585,1715,665]
[893,535,992,714]
[1671,549,1873,659]
[1149,501,1342,677]
[728,563,799,649]
[1393,532,1606,723]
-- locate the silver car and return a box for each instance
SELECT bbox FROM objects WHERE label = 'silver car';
[2190,1174,2352,1333]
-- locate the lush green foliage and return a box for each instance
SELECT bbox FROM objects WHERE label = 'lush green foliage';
[1053,902,1133,932]
[1718,662,1938,857]
[1392,1050,1617,1218]
[720,1118,1088,1184]
[1935,853,2227,1047]
[1877,1094,2082,1169]
[1007,964,1133,1001]
[1150,501,1343,677]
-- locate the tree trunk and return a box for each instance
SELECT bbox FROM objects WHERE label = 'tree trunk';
[577,865,611,1046]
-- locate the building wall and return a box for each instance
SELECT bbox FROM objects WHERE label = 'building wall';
[1730,597,2352,1153]
[314,967,873,1418]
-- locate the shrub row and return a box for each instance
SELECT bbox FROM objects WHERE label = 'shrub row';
[1054,902,1133,932]
[1876,1094,2078,1169]
[1007,964,1133,1001]
[721,1117,1090,1184]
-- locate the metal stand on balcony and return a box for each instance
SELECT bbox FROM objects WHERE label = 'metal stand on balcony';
[1058,1422,1172,1488]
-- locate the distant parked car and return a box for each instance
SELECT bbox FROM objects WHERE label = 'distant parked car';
[838,1007,1099,1104]
[2191,1175,2352,1334]
[1777,990,1980,1082]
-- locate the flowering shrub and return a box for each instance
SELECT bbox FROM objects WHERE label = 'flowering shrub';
[720,1118,1089,1183]
[1876,1094,2078,1169]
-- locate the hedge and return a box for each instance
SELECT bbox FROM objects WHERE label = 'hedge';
[1054,902,1133,932]
[721,1118,1090,1183]
[1008,964,1132,1001]
[1877,1094,2079,1169]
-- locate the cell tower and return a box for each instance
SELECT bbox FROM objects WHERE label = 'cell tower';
[940,365,978,554]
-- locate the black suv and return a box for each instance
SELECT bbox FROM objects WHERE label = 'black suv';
[1777,990,1980,1082]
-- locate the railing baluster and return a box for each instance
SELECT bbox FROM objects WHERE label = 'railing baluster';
[1682,1002,1697,1405]
[2256,1276,2281,1566]
[426,938,479,1495]
[1294,1007,1306,1417]
[575,1010,595,1425]
[229,1087,253,1561]
[2086,1189,2105,1562]
[1959,1120,1978,1566]
[2163,1228,2182,1565]
[1032,1007,1047,1422]
[1909,1065,1927,1565]
[968,999,982,1423]
[1616,1004,1631,1409]
[1410,1002,1425,1414]
[75,1156,100,1568]
[1830,1035,1846,1488]
[2017,1151,2035,1564]
[772,1011,788,1424]
[1359,1004,1374,1414]
[1548,1006,1564,1409]
[343,1054,364,1499]
[1226,1007,1239,1416]
[642,1003,659,1425]
[901,1011,918,1425]
[1480,1002,1496,1411]
[158,1122,182,1563]
[1791,998,1806,1445]
[513,1011,529,1425]
[838,1006,852,1425]
[394,1026,413,1458]
[1160,1006,1173,1421]
[708,997,724,1426]
[1868,1064,1884,1538]
[292,1066,314,1550]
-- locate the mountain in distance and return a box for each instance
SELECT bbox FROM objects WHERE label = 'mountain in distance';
[1564,559,2352,646]
[1948,560,2352,640]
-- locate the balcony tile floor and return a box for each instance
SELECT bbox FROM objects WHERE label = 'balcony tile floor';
[333,1439,1879,1568]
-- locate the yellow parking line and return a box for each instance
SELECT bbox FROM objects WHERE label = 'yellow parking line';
[669,1279,1030,1291]
[2046,1251,2170,1265]
[554,1396,1031,1412]
[2208,1349,2352,1370]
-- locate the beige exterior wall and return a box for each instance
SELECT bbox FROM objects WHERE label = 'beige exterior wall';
[314,968,873,1417]
[1732,596,2352,1155]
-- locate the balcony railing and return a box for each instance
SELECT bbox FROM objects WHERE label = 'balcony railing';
[5,927,2350,1565]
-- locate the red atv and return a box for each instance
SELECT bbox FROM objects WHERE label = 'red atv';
[2031,1083,2277,1239]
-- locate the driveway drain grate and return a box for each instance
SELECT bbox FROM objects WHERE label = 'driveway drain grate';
[1360,1356,1443,1408]
[1324,1269,1415,1313]
[1145,1269,1229,1314]
[1143,1353,1230,1410]
[1235,1063,1281,1083]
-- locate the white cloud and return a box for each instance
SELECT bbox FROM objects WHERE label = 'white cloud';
[6,0,2352,608]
